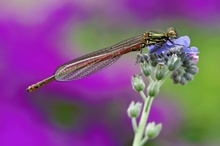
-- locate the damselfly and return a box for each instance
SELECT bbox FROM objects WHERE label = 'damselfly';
[27,28,177,92]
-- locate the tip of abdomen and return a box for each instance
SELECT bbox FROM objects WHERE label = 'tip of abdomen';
[26,75,55,92]
[26,85,36,92]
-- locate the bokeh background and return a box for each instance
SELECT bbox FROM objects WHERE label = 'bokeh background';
[0,0,219,146]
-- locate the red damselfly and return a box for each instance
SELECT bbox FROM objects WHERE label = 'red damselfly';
[27,28,177,92]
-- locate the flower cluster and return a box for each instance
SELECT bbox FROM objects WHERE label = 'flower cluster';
[138,36,199,85]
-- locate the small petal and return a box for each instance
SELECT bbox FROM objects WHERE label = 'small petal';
[166,40,173,46]
[148,43,173,54]
[148,45,155,52]
[190,46,199,54]
[174,36,190,47]
[183,46,199,54]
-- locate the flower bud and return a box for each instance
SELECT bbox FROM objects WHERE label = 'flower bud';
[175,75,182,82]
[131,75,145,92]
[141,62,152,77]
[180,76,187,85]
[184,59,194,67]
[172,78,179,84]
[167,55,181,71]
[190,54,199,64]
[145,122,162,139]
[127,101,143,118]
[172,69,181,76]
[171,70,182,83]
[136,53,144,63]
[155,64,167,80]
[136,54,150,63]
[186,65,198,75]
[184,72,194,81]
[147,82,159,97]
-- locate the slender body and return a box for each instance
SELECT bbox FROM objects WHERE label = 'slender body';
[27,28,177,92]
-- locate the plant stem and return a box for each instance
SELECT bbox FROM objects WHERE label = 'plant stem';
[148,75,154,83]
[139,91,147,102]
[132,95,154,146]
[140,136,149,146]
[132,118,138,133]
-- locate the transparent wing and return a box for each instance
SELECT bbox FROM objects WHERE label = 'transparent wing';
[58,35,142,67]
[55,35,143,81]
[55,56,120,81]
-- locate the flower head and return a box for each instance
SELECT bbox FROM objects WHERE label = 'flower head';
[146,36,199,85]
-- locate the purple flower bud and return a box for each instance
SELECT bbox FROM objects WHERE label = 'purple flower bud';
[189,54,199,64]
[186,65,199,75]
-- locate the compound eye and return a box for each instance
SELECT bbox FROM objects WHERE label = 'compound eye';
[168,30,177,38]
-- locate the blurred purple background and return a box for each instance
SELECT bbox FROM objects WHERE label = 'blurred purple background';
[0,0,220,146]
